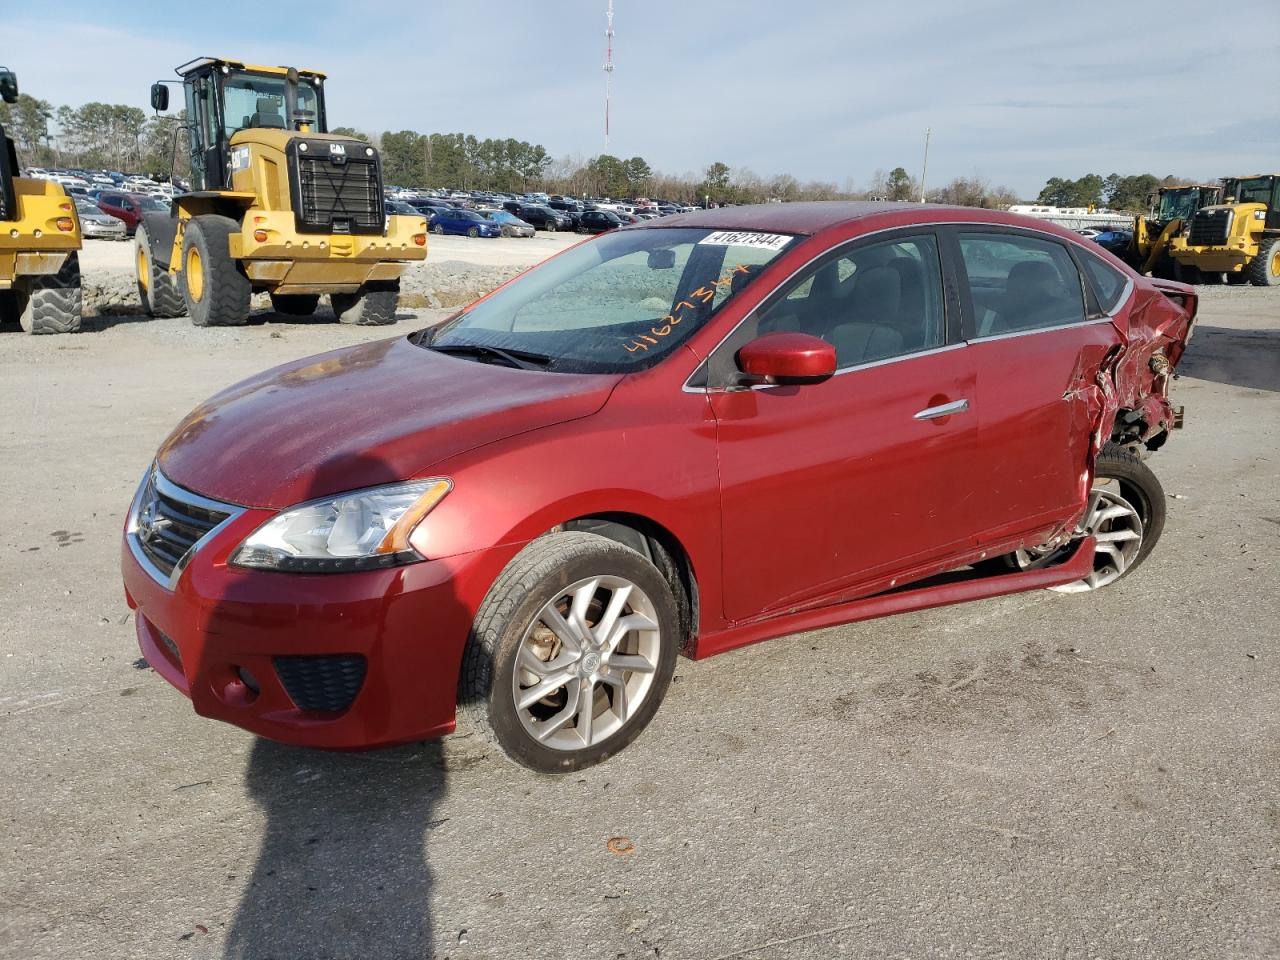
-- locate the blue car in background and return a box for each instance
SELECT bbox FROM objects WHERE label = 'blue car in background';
[429,207,502,238]
[1092,229,1134,258]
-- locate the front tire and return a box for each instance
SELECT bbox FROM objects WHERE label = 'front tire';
[19,252,82,334]
[135,225,184,318]
[544,220,556,233]
[1011,443,1166,592]
[1247,238,1280,287]
[331,280,399,326]
[459,532,680,773]
[181,215,251,327]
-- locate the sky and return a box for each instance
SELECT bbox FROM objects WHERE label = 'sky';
[3,0,1278,198]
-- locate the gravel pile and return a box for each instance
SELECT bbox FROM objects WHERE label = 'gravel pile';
[80,259,525,317]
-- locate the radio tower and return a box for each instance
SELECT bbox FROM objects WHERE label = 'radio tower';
[603,0,615,152]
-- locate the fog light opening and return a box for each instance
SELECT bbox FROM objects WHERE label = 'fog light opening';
[237,666,261,695]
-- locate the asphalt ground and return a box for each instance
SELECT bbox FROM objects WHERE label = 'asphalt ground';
[1,285,1277,959]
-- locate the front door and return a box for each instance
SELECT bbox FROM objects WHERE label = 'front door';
[709,231,984,622]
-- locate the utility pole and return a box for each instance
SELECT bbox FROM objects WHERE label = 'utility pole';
[603,0,615,153]
[919,127,931,203]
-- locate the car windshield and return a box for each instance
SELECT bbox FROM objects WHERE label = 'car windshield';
[75,201,100,216]
[137,195,169,211]
[423,227,798,374]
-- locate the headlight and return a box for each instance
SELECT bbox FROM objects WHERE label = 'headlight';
[231,479,451,573]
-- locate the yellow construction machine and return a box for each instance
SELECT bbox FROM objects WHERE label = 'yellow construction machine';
[1168,174,1280,286]
[0,67,83,333]
[138,57,427,326]
[1129,183,1220,279]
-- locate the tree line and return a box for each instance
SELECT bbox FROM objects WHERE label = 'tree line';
[4,93,1027,209]
[1036,173,1201,213]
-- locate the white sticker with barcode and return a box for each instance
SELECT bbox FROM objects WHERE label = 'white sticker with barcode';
[697,231,792,251]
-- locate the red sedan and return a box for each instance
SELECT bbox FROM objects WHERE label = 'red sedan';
[121,202,1195,772]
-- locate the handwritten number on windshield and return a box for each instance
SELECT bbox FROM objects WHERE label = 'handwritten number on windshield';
[623,263,751,353]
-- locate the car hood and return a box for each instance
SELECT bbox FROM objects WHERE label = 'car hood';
[157,336,621,509]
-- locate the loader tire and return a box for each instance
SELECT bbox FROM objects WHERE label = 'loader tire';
[135,225,185,318]
[331,281,399,326]
[269,293,320,316]
[19,253,82,334]
[181,215,251,327]
[1247,238,1280,287]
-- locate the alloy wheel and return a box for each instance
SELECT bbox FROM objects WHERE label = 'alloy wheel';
[1016,479,1144,593]
[511,575,661,751]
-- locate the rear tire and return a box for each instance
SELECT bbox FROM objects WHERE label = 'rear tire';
[181,215,251,327]
[135,225,184,318]
[269,293,320,316]
[1247,238,1280,287]
[1009,443,1166,592]
[331,280,399,326]
[19,252,82,334]
[458,532,680,772]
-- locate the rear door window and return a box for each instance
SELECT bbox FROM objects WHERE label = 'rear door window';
[1075,247,1130,314]
[957,233,1087,337]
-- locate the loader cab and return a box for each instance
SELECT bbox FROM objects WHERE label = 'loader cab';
[1221,175,1280,230]
[1,68,20,222]
[1155,185,1221,226]
[154,58,328,192]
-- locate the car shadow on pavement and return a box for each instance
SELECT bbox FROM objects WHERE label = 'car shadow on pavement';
[223,738,447,960]
[1179,325,1280,393]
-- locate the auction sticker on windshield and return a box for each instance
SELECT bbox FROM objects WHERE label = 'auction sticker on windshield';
[697,231,792,251]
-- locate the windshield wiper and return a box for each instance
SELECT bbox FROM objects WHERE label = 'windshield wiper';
[431,343,552,371]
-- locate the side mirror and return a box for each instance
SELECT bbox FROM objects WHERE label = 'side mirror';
[647,248,675,270]
[150,83,170,112]
[737,332,836,385]
[0,70,18,104]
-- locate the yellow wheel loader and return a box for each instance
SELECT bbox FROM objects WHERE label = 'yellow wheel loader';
[1130,184,1220,279]
[138,57,427,326]
[0,68,83,334]
[1168,174,1280,286]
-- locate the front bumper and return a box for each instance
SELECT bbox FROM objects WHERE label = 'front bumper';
[121,500,508,749]
[83,223,127,240]
[1170,244,1252,272]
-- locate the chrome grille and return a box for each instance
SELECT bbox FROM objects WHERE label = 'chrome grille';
[128,468,240,587]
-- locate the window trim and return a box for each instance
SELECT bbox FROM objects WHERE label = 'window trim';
[693,226,954,391]
[1067,243,1135,319]
[945,224,1094,341]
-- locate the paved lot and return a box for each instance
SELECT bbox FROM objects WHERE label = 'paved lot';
[1,286,1277,960]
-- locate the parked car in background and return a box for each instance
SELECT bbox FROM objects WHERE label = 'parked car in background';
[430,207,503,238]
[74,198,128,240]
[385,199,420,216]
[579,210,623,233]
[408,200,451,219]
[509,204,573,232]
[1093,229,1134,257]
[95,192,170,235]
[480,209,536,238]
[122,202,1195,772]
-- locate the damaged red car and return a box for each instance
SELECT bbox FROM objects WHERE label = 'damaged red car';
[121,202,1195,772]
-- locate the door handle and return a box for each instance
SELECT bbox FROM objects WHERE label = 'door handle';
[913,398,970,420]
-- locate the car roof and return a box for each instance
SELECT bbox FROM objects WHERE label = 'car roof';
[634,200,1096,244]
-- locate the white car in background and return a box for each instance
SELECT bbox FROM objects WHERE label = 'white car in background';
[73,198,127,240]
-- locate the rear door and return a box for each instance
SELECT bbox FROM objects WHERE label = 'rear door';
[950,227,1124,547]
[709,229,983,621]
